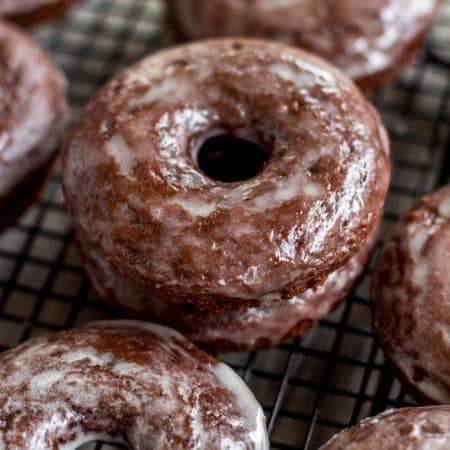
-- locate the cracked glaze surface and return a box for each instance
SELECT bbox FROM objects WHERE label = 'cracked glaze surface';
[168,0,438,90]
[0,20,67,204]
[62,39,390,310]
[80,223,377,352]
[374,186,450,404]
[321,407,450,449]
[0,320,268,449]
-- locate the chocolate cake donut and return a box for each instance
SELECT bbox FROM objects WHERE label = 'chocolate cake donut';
[0,21,67,231]
[79,222,377,352]
[167,0,439,93]
[321,406,450,449]
[374,186,450,403]
[0,0,78,25]
[62,39,390,312]
[0,320,269,449]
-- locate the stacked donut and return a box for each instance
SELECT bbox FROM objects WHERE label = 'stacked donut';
[0,0,81,231]
[0,1,446,448]
[1,0,449,447]
[0,20,67,231]
[62,38,391,352]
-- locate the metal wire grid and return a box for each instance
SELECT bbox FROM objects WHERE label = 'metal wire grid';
[0,0,448,448]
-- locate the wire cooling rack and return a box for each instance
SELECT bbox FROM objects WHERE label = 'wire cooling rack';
[0,1,449,448]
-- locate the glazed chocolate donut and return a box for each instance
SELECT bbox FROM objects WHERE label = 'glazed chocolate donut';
[167,0,439,93]
[0,320,269,449]
[0,21,67,231]
[62,39,390,312]
[320,406,450,449]
[374,186,450,403]
[0,0,78,25]
[79,223,377,352]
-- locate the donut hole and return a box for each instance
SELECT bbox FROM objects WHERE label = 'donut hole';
[196,134,269,182]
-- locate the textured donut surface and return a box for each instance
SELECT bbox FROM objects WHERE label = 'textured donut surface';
[168,0,439,91]
[79,223,376,352]
[374,186,450,403]
[0,320,268,449]
[321,406,450,449]
[62,39,390,310]
[0,21,67,220]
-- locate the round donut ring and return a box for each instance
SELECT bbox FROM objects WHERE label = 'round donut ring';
[79,223,377,352]
[0,0,78,25]
[62,39,390,311]
[167,0,439,93]
[374,186,450,404]
[321,406,450,449]
[0,320,269,449]
[0,21,67,231]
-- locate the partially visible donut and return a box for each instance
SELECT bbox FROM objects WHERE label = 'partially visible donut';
[62,39,390,312]
[320,407,450,449]
[167,0,439,93]
[79,222,377,352]
[374,186,450,403]
[0,320,269,449]
[0,0,78,25]
[0,21,67,231]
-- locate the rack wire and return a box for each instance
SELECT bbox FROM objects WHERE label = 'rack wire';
[0,1,449,448]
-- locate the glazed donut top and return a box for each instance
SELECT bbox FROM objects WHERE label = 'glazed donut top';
[0,320,268,449]
[63,39,390,308]
[374,186,450,403]
[321,407,450,449]
[0,21,67,201]
[168,0,438,83]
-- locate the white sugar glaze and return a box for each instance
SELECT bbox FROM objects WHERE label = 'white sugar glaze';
[0,321,269,449]
[80,224,377,351]
[168,0,438,84]
[62,39,390,307]
[0,22,67,199]
[320,407,450,449]
[374,186,450,404]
